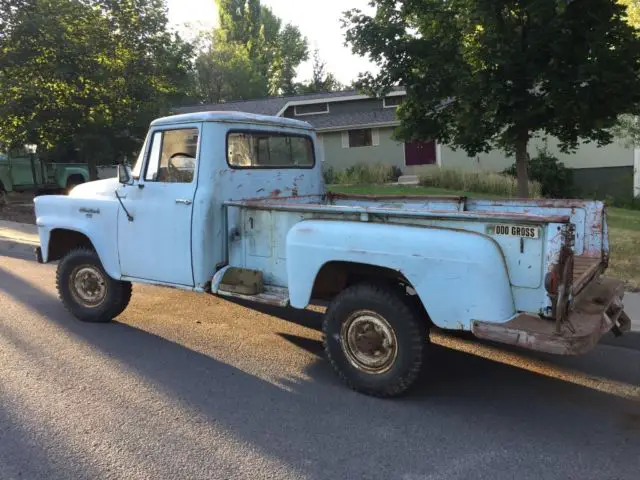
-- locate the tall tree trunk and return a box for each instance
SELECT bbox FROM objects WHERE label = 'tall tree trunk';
[515,132,530,198]
[87,156,98,181]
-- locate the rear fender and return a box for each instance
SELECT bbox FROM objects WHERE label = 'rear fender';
[286,220,516,330]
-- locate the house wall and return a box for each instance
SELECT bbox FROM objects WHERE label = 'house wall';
[441,136,634,172]
[319,128,405,170]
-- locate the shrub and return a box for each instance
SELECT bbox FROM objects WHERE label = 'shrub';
[419,167,542,198]
[328,163,397,185]
[322,165,336,185]
[503,145,575,198]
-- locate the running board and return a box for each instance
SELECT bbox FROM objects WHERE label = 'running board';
[217,285,290,307]
[211,266,289,307]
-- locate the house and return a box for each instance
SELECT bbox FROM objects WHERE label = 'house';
[174,89,640,199]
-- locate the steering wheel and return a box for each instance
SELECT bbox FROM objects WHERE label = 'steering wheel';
[166,152,194,181]
[168,152,194,169]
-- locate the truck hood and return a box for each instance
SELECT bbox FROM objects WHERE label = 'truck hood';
[69,178,120,198]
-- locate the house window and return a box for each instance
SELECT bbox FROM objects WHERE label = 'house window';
[294,103,329,116]
[383,96,404,108]
[348,129,373,148]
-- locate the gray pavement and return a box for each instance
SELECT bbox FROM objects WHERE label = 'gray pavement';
[1,245,639,480]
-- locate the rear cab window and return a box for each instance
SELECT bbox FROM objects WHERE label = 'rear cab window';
[227,131,315,168]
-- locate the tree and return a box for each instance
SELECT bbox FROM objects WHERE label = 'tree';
[344,0,640,197]
[0,0,194,179]
[298,49,344,94]
[193,31,265,103]
[619,0,640,27]
[210,0,309,98]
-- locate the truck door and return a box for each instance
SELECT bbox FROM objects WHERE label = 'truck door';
[116,124,200,286]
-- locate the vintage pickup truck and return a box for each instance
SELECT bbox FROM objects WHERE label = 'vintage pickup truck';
[0,148,89,202]
[33,111,631,397]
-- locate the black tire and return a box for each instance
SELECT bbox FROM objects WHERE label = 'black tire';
[322,282,429,398]
[56,248,132,322]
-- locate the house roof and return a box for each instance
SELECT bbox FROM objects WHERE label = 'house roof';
[172,87,406,131]
[173,90,369,117]
[307,109,399,131]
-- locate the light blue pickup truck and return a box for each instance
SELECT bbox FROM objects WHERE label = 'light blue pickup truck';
[33,112,631,397]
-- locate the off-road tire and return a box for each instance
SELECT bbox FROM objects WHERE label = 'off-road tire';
[56,248,132,322]
[322,282,429,398]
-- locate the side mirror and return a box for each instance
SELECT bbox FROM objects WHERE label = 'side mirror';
[118,164,133,185]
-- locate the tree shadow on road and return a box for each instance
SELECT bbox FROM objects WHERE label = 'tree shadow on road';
[1,265,639,480]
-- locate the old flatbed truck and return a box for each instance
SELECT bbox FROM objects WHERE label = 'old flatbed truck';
[33,112,631,397]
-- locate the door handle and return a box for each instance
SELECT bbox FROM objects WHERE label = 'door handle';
[175,199,192,205]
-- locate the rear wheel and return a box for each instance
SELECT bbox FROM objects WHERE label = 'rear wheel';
[56,248,132,322]
[322,282,429,398]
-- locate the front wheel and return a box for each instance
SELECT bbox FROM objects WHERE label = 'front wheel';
[323,282,429,398]
[56,248,132,322]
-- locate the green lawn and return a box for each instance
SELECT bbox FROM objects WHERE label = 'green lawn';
[329,184,640,291]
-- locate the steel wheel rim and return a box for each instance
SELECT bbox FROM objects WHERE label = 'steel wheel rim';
[69,265,108,307]
[340,310,398,374]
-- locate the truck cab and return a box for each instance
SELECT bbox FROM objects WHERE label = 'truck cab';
[33,111,631,398]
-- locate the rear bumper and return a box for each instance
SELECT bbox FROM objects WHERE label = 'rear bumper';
[472,276,629,356]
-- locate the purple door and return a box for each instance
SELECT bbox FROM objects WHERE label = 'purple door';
[405,140,436,166]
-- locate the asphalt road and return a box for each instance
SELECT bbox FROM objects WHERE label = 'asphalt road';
[1,247,639,480]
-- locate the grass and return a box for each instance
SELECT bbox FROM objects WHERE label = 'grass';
[420,167,542,198]
[329,184,640,291]
[606,207,640,291]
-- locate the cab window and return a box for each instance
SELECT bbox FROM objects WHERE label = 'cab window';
[144,128,199,183]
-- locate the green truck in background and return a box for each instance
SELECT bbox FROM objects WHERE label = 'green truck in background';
[0,147,89,205]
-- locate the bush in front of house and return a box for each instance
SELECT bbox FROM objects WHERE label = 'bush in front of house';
[502,145,575,198]
[419,167,542,198]
[324,163,400,185]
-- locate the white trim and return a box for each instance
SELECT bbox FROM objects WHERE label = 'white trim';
[341,131,349,149]
[372,128,380,146]
[275,89,407,117]
[316,121,401,133]
[436,142,442,167]
[294,103,329,116]
[634,146,640,198]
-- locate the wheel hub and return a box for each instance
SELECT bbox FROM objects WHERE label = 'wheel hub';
[341,311,398,374]
[70,265,107,307]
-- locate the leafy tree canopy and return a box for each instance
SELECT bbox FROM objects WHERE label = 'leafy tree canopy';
[344,0,640,196]
[0,0,194,177]
[193,0,308,103]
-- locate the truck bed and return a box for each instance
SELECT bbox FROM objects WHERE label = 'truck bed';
[225,192,607,259]
[223,193,607,304]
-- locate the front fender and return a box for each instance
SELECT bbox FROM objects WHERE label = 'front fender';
[286,220,516,330]
[56,166,90,187]
[34,195,121,280]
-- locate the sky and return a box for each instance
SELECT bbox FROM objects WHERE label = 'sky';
[166,0,377,85]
